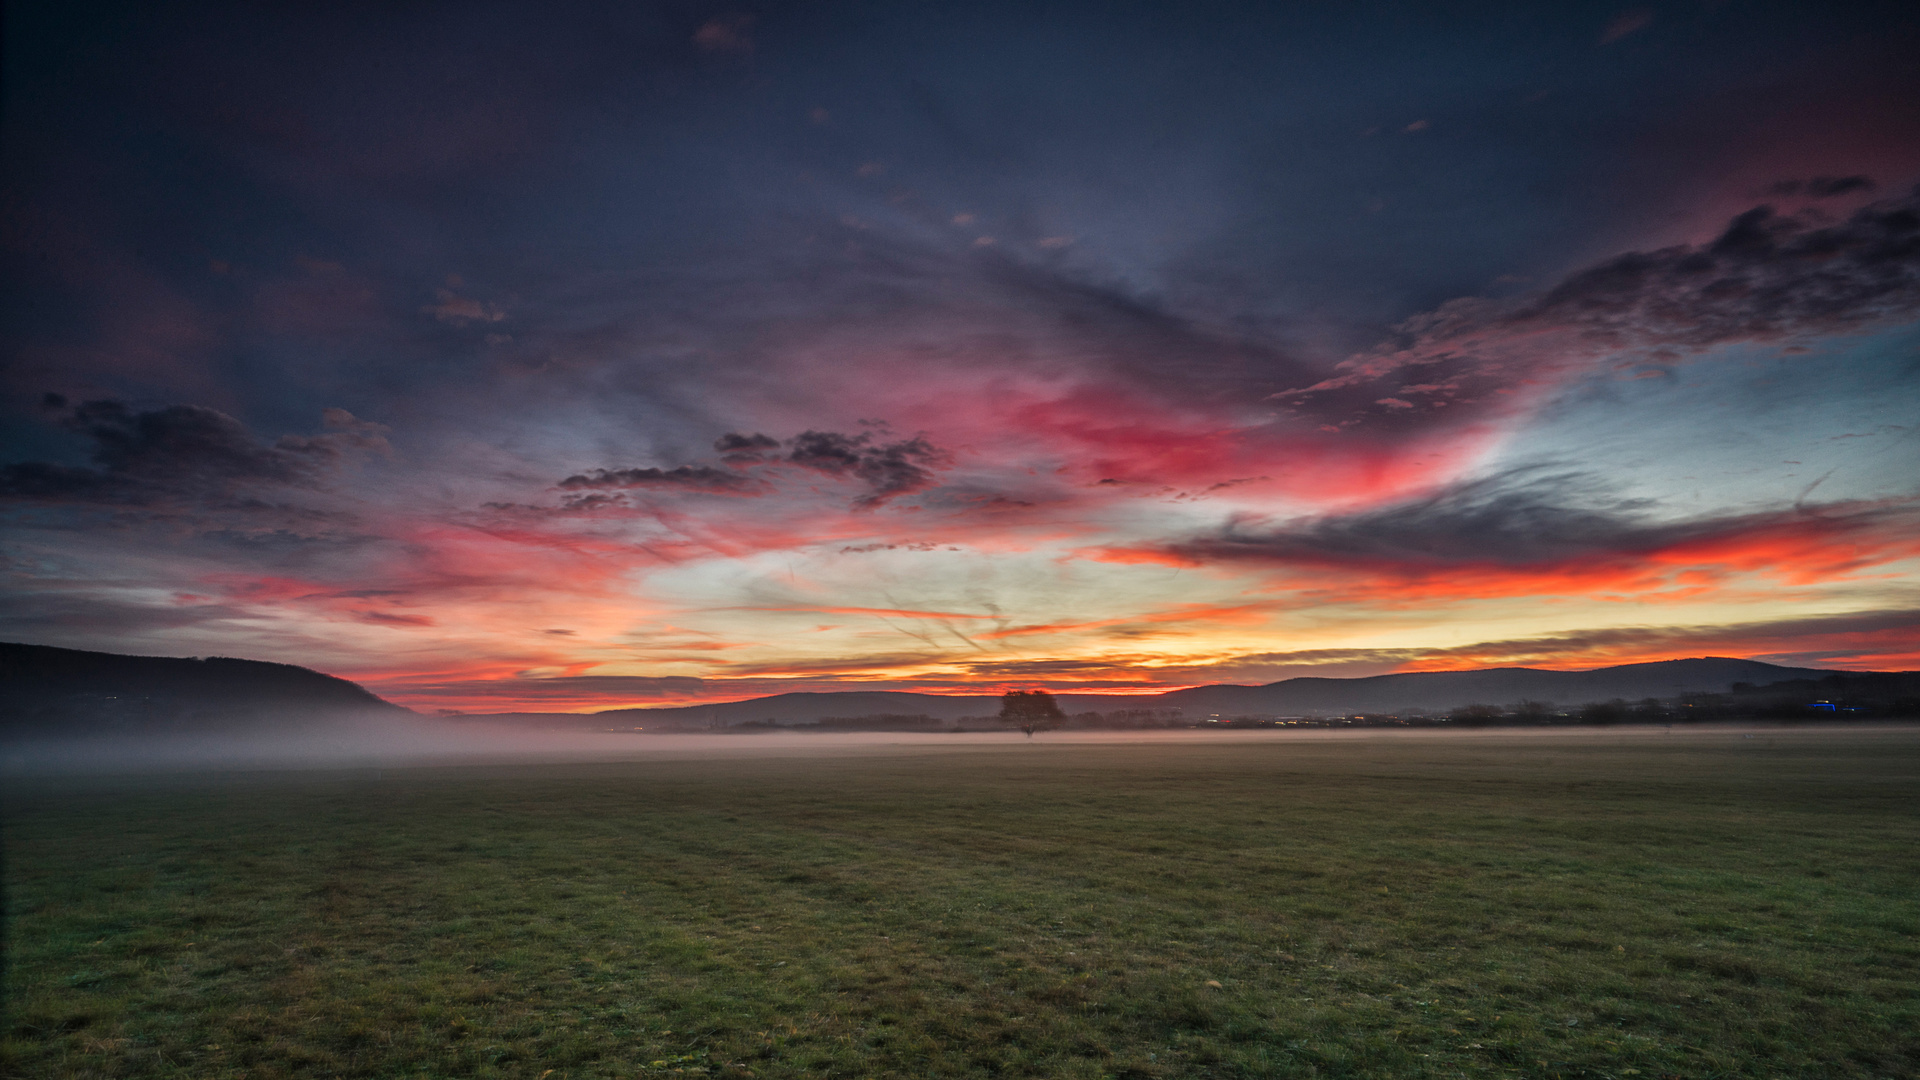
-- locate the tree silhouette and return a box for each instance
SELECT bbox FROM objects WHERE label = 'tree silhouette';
[999,689,1064,737]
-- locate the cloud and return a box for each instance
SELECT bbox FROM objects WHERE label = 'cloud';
[978,601,1275,642]
[0,399,385,511]
[0,584,252,640]
[1117,466,1920,602]
[693,14,753,53]
[714,431,780,463]
[721,604,997,622]
[1527,194,1920,345]
[0,460,133,502]
[548,428,954,514]
[358,610,436,627]
[422,288,506,325]
[1175,468,1664,567]
[785,430,951,508]
[1397,607,1920,672]
[1279,189,1920,418]
[556,465,770,497]
[67,400,323,484]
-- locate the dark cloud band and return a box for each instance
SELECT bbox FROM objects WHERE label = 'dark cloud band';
[1,400,386,518]
[557,428,952,510]
[1155,465,1919,572]
[1282,189,1920,419]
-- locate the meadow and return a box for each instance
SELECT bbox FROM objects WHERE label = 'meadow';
[5,727,1918,1079]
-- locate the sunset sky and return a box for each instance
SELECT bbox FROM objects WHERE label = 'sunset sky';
[4,1,1918,712]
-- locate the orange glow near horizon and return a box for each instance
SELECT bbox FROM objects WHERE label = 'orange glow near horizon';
[258,489,1920,714]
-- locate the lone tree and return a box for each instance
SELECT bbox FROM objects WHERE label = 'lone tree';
[999,689,1064,737]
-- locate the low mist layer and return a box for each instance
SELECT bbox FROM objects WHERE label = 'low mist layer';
[12,713,1914,778]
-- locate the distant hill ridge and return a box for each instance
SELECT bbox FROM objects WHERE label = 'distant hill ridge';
[0,641,404,737]
[1142,657,1843,717]
[590,657,1846,726]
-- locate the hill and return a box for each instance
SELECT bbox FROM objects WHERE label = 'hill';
[1149,657,1841,717]
[562,657,1845,728]
[0,642,405,738]
[594,691,1000,728]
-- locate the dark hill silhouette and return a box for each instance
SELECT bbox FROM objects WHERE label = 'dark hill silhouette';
[0,642,405,738]
[1148,658,1840,717]
[565,657,1845,727]
[593,691,998,729]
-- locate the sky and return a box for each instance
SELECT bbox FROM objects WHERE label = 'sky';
[3,0,1919,713]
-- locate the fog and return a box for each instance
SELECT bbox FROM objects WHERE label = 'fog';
[4,711,1883,777]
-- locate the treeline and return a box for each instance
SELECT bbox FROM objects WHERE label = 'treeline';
[1425,671,1920,727]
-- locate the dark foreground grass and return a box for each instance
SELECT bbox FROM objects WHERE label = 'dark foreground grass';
[5,729,1919,1079]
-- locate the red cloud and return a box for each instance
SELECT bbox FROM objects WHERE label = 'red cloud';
[1095,492,1920,607]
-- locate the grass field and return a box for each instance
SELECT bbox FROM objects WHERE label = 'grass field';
[5,727,1919,1079]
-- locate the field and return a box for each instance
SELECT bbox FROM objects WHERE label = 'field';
[5,727,1919,1079]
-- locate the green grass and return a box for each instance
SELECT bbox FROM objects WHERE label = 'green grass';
[5,728,1919,1079]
